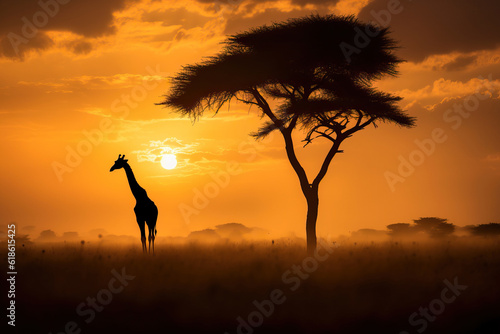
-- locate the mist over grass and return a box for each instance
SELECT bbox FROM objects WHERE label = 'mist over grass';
[11,238,500,333]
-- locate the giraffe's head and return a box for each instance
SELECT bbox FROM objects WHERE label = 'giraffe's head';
[110,154,128,172]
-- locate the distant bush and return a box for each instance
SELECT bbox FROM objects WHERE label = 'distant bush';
[36,229,57,242]
[413,217,455,237]
[215,223,252,240]
[386,217,455,238]
[351,229,388,241]
[187,229,221,243]
[387,223,413,236]
[16,234,33,246]
[468,223,500,237]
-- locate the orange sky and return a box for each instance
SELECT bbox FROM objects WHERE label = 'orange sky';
[1,0,499,241]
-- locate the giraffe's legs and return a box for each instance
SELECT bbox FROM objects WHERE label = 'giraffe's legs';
[152,232,155,254]
[137,219,147,253]
[148,226,155,254]
[141,236,147,253]
[146,204,158,255]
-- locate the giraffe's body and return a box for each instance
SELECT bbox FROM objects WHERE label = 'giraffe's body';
[110,155,158,253]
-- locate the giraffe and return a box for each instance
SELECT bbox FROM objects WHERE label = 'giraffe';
[110,154,158,253]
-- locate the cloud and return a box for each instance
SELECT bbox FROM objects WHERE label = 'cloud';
[357,0,500,62]
[0,0,137,59]
[396,76,500,107]
[0,0,350,60]
[484,153,500,174]
[18,72,163,93]
[141,6,212,30]
[485,153,500,162]
[438,55,477,72]
[333,0,372,15]
[0,30,54,58]
[132,137,230,176]
[289,0,339,6]
[64,39,93,55]
[194,0,339,8]
[421,49,500,72]
[190,0,342,35]
[133,134,283,178]
[133,137,200,163]
[224,7,317,35]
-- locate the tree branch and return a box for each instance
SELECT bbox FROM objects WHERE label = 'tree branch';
[235,96,259,106]
[343,115,376,137]
[312,137,344,189]
[353,109,363,128]
[316,130,336,142]
[249,87,309,192]
[287,113,299,131]
[309,113,374,188]
[280,83,294,99]
[283,130,311,195]
[250,88,282,128]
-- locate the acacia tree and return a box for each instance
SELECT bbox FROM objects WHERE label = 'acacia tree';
[469,223,500,237]
[413,217,455,238]
[160,15,415,253]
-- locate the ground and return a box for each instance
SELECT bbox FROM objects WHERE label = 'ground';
[10,238,500,333]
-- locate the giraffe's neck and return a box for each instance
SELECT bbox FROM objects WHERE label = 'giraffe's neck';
[123,163,147,201]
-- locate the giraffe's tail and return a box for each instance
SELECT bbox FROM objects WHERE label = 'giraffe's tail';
[155,228,157,237]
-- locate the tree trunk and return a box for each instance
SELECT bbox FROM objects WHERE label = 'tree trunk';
[281,129,323,255]
[305,188,319,255]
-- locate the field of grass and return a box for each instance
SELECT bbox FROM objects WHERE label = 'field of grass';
[9,238,500,333]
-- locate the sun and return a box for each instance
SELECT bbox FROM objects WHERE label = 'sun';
[160,154,177,170]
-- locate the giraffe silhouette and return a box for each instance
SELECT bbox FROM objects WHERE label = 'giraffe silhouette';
[110,154,158,253]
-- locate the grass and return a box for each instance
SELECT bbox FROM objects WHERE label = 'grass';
[10,238,500,333]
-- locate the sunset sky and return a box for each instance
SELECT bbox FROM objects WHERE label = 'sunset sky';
[1,0,499,240]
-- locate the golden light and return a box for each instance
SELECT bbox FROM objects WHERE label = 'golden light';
[160,154,177,170]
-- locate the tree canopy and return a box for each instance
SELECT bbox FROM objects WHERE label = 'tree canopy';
[161,14,415,139]
[413,217,455,237]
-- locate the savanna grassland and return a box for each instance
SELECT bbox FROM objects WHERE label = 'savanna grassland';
[10,238,500,334]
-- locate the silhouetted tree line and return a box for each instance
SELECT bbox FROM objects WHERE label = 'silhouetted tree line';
[387,217,500,238]
[465,223,500,237]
